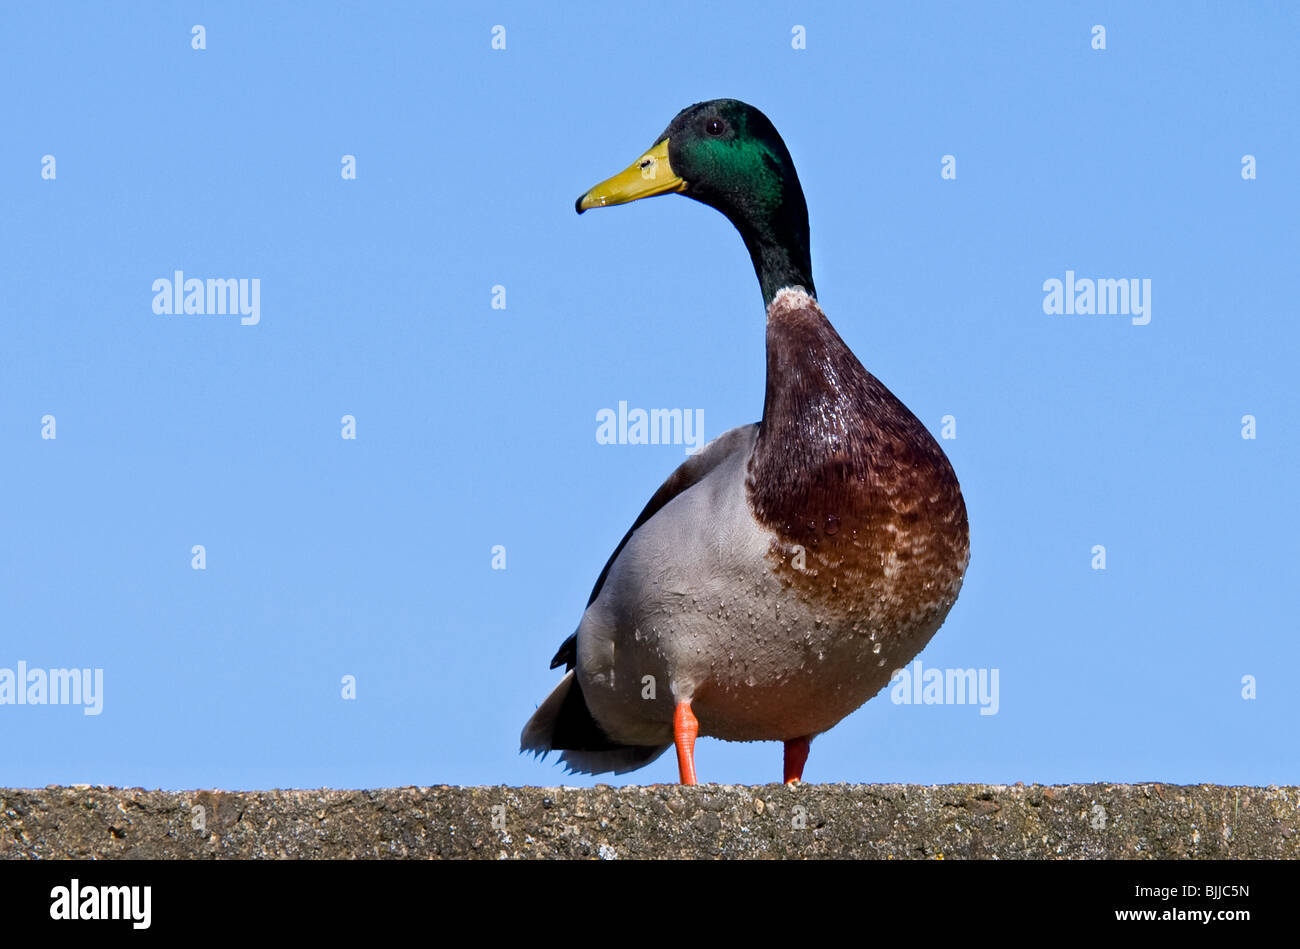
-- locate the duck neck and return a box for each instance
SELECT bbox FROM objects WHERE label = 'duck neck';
[727,196,814,306]
[745,233,816,306]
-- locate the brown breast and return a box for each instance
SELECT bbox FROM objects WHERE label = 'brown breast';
[745,289,970,637]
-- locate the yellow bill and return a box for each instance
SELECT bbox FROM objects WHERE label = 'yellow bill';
[575,138,687,213]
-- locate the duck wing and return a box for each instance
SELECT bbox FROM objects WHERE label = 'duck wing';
[548,422,760,671]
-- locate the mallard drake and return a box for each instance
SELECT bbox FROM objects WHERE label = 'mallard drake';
[521,99,969,784]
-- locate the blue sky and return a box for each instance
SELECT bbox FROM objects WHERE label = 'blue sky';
[2,2,1296,790]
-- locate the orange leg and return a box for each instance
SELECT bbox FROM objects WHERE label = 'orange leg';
[783,736,811,784]
[674,701,699,786]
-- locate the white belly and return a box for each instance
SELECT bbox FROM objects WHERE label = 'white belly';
[575,440,956,745]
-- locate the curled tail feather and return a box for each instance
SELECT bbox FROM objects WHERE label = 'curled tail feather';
[520,670,669,776]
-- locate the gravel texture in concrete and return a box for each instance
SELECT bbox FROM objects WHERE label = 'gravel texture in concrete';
[2,784,1295,859]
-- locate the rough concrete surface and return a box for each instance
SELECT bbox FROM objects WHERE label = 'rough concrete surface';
[2,784,1296,859]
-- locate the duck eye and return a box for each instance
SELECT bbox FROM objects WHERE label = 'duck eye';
[705,118,725,136]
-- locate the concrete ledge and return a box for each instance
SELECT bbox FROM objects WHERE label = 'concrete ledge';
[2,784,1296,859]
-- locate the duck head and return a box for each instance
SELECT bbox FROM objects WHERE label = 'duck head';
[576,98,816,306]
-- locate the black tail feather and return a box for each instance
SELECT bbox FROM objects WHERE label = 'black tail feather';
[521,671,669,776]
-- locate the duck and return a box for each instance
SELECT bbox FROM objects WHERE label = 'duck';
[521,99,970,785]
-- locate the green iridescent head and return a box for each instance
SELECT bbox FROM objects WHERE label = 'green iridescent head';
[577,98,815,305]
